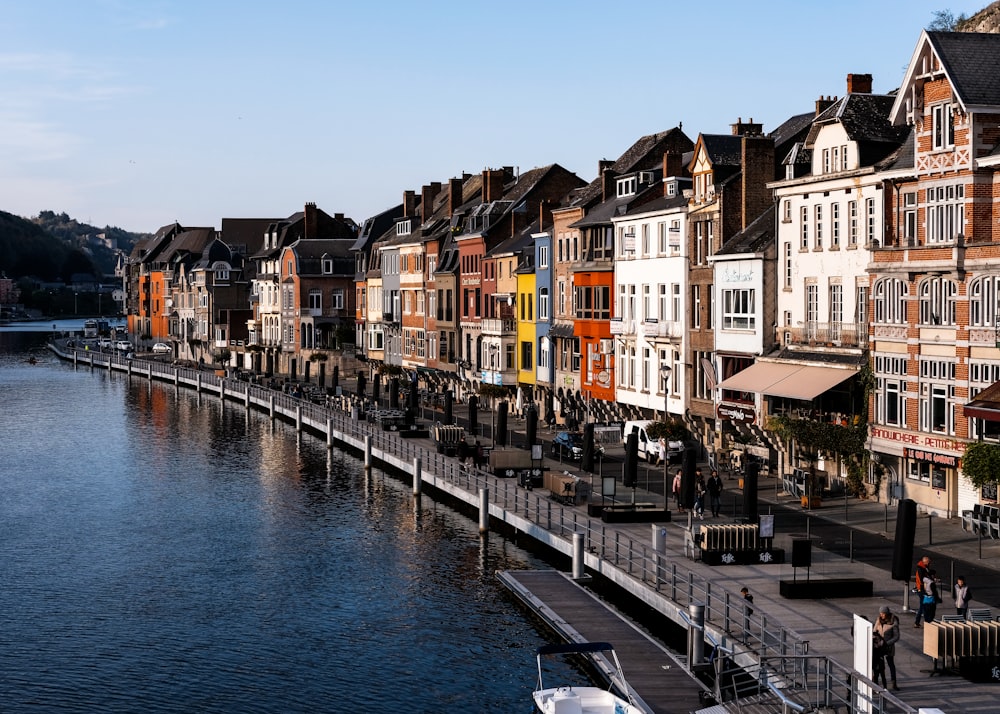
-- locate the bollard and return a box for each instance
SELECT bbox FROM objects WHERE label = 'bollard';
[572,532,585,580]
[479,488,489,534]
[413,457,422,496]
[687,603,706,669]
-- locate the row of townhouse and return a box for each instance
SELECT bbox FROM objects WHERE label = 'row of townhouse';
[121,30,1000,518]
[124,203,360,376]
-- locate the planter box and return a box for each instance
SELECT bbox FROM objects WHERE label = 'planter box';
[779,578,873,599]
[601,506,671,524]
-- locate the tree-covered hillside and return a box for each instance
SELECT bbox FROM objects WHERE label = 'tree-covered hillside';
[0,210,97,282]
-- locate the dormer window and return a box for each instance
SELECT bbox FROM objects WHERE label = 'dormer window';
[396,219,412,236]
[322,255,334,274]
[665,182,676,197]
[616,176,637,198]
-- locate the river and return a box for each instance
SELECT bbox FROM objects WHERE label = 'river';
[0,323,574,713]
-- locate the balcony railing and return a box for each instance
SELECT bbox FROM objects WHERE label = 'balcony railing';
[481,318,517,335]
[782,323,867,348]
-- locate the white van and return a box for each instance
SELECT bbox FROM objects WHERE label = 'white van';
[622,420,683,464]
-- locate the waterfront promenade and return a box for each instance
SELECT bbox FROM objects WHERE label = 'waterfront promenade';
[52,344,1000,713]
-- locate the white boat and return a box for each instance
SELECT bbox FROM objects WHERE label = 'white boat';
[533,641,646,714]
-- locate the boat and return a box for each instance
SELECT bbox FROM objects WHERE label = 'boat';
[533,641,646,714]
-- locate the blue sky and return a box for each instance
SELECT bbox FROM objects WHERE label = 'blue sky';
[0,0,985,233]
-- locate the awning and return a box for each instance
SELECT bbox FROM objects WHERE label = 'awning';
[765,365,855,401]
[717,361,856,401]
[717,362,800,393]
[965,380,1000,421]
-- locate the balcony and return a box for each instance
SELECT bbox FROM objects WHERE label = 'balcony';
[782,323,868,348]
[481,318,517,336]
[609,318,634,336]
[639,319,682,339]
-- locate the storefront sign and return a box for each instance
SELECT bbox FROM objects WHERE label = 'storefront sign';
[717,402,756,423]
[905,448,960,468]
[870,426,964,454]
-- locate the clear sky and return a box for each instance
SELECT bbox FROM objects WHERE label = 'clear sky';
[0,0,986,234]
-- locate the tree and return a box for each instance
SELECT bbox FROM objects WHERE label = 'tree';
[928,9,968,30]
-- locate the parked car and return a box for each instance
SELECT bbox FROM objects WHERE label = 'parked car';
[151,342,171,354]
[97,337,112,348]
[114,340,132,351]
[551,431,605,460]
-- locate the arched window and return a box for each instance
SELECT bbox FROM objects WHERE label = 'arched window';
[918,277,957,326]
[969,276,1000,326]
[873,278,908,324]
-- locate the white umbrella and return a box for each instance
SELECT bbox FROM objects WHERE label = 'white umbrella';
[515,387,522,415]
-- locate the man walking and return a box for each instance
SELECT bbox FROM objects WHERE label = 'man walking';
[706,469,723,517]
[874,605,901,691]
[913,556,931,627]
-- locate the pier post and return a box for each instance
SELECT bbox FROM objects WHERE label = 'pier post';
[327,418,334,450]
[687,603,706,670]
[364,435,372,469]
[174,369,179,387]
[479,488,489,534]
[269,394,275,419]
[652,524,667,584]
[126,361,132,378]
[244,387,250,409]
[295,405,302,432]
[72,351,78,368]
[412,457,422,496]
[196,373,202,393]
[219,380,225,403]
[572,532,586,580]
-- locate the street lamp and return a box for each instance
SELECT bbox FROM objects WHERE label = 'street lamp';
[660,364,672,507]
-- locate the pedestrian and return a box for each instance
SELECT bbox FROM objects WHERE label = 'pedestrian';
[740,586,754,616]
[874,605,900,691]
[474,440,485,471]
[707,469,723,517]
[872,631,887,688]
[922,569,941,624]
[672,471,684,512]
[694,473,706,520]
[953,575,972,619]
[913,556,931,627]
[458,436,469,469]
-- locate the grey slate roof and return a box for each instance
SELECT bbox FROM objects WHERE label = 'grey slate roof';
[716,204,775,256]
[928,31,1000,106]
[877,126,915,171]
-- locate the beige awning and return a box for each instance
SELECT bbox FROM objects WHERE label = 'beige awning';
[718,361,856,401]
[717,361,802,393]
[764,365,855,400]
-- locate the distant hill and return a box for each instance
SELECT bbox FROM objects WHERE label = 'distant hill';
[30,210,148,278]
[0,210,98,282]
[958,2,1000,32]
[0,209,149,283]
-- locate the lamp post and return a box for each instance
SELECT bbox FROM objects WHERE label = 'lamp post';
[660,364,672,506]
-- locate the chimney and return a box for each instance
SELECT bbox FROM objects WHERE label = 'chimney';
[741,136,775,230]
[663,151,684,179]
[539,200,553,231]
[731,117,763,137]
[483,168,505,203]
[334,212,344,221]
[403,190,416,218]
[815,95,837,116]
[602,167,616,202]
[421,182,442,222]
[598,159,614,176]
[847,73,873,94]
[448,177,464,215]
[304,202,318,239]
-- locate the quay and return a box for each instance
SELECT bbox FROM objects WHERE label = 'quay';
[50,343,1000,713]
